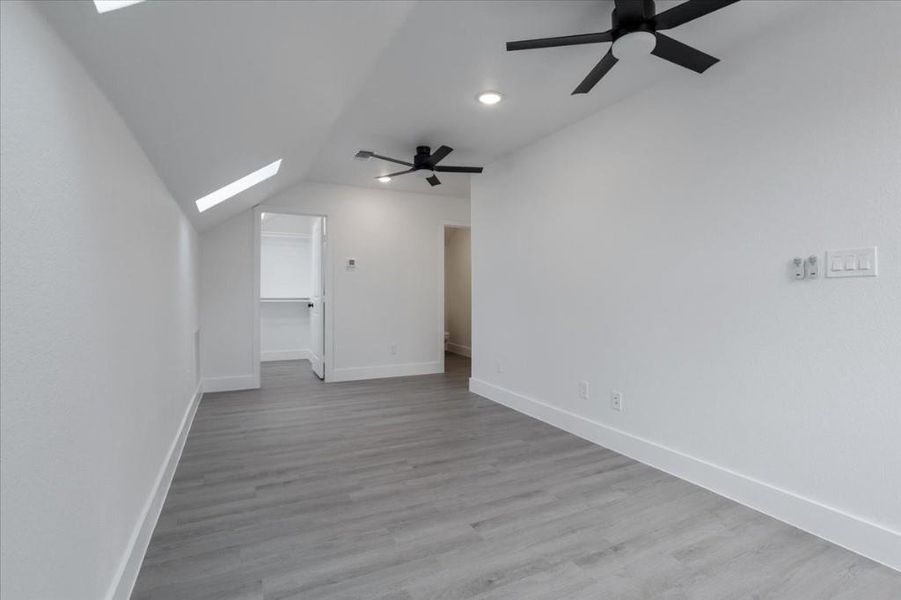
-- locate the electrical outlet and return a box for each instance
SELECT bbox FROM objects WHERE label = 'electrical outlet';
[496,360,503,374]
[578,381,590,400]
[390,344,397,355]
[610,390,623,412]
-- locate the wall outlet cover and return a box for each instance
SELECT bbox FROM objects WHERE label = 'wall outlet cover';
[578,381,590,400]
[611,390,623,412]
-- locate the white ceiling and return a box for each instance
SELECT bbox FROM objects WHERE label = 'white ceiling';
[38,0,802,230]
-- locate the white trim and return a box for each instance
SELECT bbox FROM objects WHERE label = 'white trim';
[331,361,442,383]
[469,378,901,572]
[446,342,471,357]
[261,349,311,362]
[251,206,262,389]
[106,383,203,600]
[261,231,312,240]
[202,374,257,393]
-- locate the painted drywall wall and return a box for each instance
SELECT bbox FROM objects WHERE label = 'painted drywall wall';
[199,211,256,391]
[0,2,200,598]
[470,2,901,568]
[444,227,472,356]
[261,302,312,362]
[260,234,313,299]
[199,181,469,386]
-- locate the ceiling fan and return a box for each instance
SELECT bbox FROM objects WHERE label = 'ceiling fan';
[506,0,739,95]
[355,145,483,187]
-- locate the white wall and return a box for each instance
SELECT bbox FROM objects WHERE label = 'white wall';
[200,181,470,385]
[199,211,256,391]
[470,2,901,569]
[260,302,312,362]
[0,2,201,598]
[260,234,312,299]
[444,227,472,356]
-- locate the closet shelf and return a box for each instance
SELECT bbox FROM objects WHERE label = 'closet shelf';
[260,297,311,303]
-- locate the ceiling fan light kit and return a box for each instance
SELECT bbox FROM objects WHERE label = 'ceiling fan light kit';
[611,31,657,60]
[506,0,739,94]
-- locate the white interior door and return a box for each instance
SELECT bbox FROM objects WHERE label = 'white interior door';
[309,218,325,379]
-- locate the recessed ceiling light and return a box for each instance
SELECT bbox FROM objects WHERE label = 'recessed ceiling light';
[94,0,146,13]
[377,176,391,183]
[477,91,504,105]
[195,159,282,213]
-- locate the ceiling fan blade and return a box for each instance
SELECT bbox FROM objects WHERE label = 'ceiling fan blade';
[376,168,416,179]
[572,48,618,95]
[506,31,613,52]
[614,0,655,23]
[426,145,453,167]
[651,33,718,73]
[426,174,441,186]
[654,0,740,31]
[434,166,483,173]
[370,153,413,167]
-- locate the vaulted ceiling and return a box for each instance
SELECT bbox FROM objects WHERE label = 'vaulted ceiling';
[38,0,802,230]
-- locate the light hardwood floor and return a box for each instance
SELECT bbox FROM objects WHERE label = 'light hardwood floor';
[133,355,900,599]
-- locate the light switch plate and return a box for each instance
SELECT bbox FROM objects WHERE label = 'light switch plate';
[826,248,877,278]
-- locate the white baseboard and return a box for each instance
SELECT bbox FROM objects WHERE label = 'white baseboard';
[201,374,258,393]
[107,383,203,600]
[469,378,901,572]
[261,349,311,362]
[446,342,471,358]
[331,360,442,382]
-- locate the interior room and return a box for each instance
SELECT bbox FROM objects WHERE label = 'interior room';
[444,225,472,370]
[1,1,899,599]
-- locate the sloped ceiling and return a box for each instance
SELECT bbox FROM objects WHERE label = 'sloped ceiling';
[38,0,802,230]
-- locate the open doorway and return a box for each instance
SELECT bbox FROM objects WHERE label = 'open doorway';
[258,212,326,380]
[444,226,471,375]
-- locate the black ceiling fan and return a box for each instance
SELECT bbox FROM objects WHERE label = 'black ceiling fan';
[506,0,739,95]
[355,145,483,187]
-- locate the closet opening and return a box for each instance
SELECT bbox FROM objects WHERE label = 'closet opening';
[258,212,326,380]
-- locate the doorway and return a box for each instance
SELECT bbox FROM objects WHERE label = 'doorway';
[258,211,326,380]
[443,225,471,375]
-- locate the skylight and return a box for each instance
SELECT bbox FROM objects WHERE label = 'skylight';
[195,159,283,213]
[94,0,146,13]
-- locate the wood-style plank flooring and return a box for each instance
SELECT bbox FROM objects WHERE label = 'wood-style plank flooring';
[133,355,900,599]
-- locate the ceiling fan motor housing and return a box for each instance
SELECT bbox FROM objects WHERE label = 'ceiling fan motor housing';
[413,146,432,169]
[611,0,656,38]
